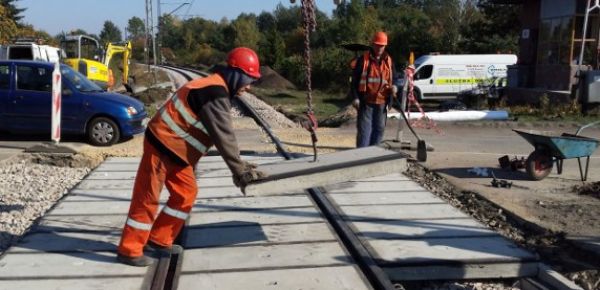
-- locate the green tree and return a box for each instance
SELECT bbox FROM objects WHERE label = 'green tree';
[126,16,145,39]
[99,20,122,44]
[0,5,18,44]
[458,0,520,53]
[0,0,25,24]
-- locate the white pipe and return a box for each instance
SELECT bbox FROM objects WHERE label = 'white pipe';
[387,110,509,122]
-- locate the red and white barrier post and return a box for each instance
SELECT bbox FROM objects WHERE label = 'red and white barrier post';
[51,62,61,143]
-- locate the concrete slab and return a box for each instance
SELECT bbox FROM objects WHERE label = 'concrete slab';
[351,219,496,240]
[340,203,470,221]
[181,242,352,272]
[188,207,324,226]
[7,231,120,253]
[177,266,371,290]
[185,222,335,248]
[194,195,314,212]
[38,214,125,232]
[0,251,150,281]
[328,191,446,206]
[245,146,408,196]
[372,237,538,280]
[0,277,146,290]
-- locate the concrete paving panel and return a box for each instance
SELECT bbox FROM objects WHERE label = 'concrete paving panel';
[350,219,495,240]
[329,191,446,206]
[66,189,168,202]
[245,146,408,195]
[0,251,149,278]
[340,203,470,221]
[384,262,540,281]
[181,242,351,272]
[48,200,135,215]
[178,266,371,290]
[39,214,126,232]
[368,236,537,265]
[0,277,146,290]
[185,222,335,248]
[194,195,314,212]
[8,231,120,253]
[188,207,324,226]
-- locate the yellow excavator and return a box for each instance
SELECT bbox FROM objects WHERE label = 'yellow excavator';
[60,35,133,92]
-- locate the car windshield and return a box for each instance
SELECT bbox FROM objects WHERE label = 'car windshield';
[60,65,103,92]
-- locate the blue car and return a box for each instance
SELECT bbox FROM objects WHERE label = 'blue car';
[0,60,147,146]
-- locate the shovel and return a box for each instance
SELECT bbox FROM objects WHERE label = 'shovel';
[394,98,427,162]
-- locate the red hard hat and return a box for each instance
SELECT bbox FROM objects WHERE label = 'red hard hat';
[372,31,388,46]
[227,47,261,79]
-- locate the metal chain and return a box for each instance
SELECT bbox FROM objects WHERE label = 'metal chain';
[301,0,316,113]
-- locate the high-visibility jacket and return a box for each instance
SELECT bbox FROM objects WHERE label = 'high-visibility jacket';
[357,51,393,105]
[147,74,228,165]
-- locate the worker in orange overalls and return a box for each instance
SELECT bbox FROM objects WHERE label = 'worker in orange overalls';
[351,31,397,147]
[117,47,267,266]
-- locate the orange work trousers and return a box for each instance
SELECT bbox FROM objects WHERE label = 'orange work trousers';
[118,138,198,257]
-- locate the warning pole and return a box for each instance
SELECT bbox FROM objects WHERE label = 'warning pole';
[51,61,62,144]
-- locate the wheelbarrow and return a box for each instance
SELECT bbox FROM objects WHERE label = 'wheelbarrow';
[513,121,600,181]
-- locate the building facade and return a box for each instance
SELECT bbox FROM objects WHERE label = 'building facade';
[501,0,599,91]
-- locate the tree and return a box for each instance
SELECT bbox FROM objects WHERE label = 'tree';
[231,13,260,50]
[126,16,145,39]
[0,0,26,24]
[0,5,18,44]
[99,20,122,44]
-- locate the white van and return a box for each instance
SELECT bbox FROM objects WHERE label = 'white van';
[409,54,517,100]
[0,43,62,63]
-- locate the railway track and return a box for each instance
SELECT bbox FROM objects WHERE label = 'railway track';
[0,65,582,290]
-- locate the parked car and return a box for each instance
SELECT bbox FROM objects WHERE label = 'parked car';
[0,60,147,146]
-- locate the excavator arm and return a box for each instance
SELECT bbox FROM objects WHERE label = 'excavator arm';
[103,41,132,86]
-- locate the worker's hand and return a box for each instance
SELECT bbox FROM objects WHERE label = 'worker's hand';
[352,98,360,110]
[233,168,268,196]
[242,160,258,171]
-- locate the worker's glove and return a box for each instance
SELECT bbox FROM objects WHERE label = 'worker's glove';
[242,160,258,171]
[352,98,360,110]
[233,168,268,195]
[391,85,398,96]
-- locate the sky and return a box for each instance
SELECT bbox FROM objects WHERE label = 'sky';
[18,0,338,37]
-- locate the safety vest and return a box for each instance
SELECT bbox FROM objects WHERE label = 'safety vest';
[358,51,393,104]
[148,74,227,165]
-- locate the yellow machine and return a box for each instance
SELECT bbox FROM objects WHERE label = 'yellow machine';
[61,35,132,91]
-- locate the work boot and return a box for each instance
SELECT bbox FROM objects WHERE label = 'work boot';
[116,253,153,267]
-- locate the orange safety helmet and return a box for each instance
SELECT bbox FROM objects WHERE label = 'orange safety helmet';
[227,47,261,79]
[372,31,388,46]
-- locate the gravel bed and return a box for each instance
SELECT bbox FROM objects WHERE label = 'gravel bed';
[0,155,90,254]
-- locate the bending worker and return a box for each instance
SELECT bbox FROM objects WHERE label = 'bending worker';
[351,31,396,147]
[117,47,267,267]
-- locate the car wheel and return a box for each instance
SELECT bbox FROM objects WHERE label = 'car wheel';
[87,117,120,146]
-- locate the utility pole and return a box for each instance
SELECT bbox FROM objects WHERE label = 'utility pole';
[157,0,161,64]
[145,0,151,72]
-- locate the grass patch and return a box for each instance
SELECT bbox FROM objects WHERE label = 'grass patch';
[250,87,349,120]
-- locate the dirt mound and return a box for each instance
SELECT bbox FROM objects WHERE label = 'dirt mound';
[320,105,357,127]
[135,87,172,105]
[572,181,600,199]
[254,66,297,90]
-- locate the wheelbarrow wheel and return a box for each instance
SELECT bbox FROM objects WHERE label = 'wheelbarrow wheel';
[525,150,553,180]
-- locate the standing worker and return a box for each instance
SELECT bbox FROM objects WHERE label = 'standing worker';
[117,47,267,266]
[351,31,397,147]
